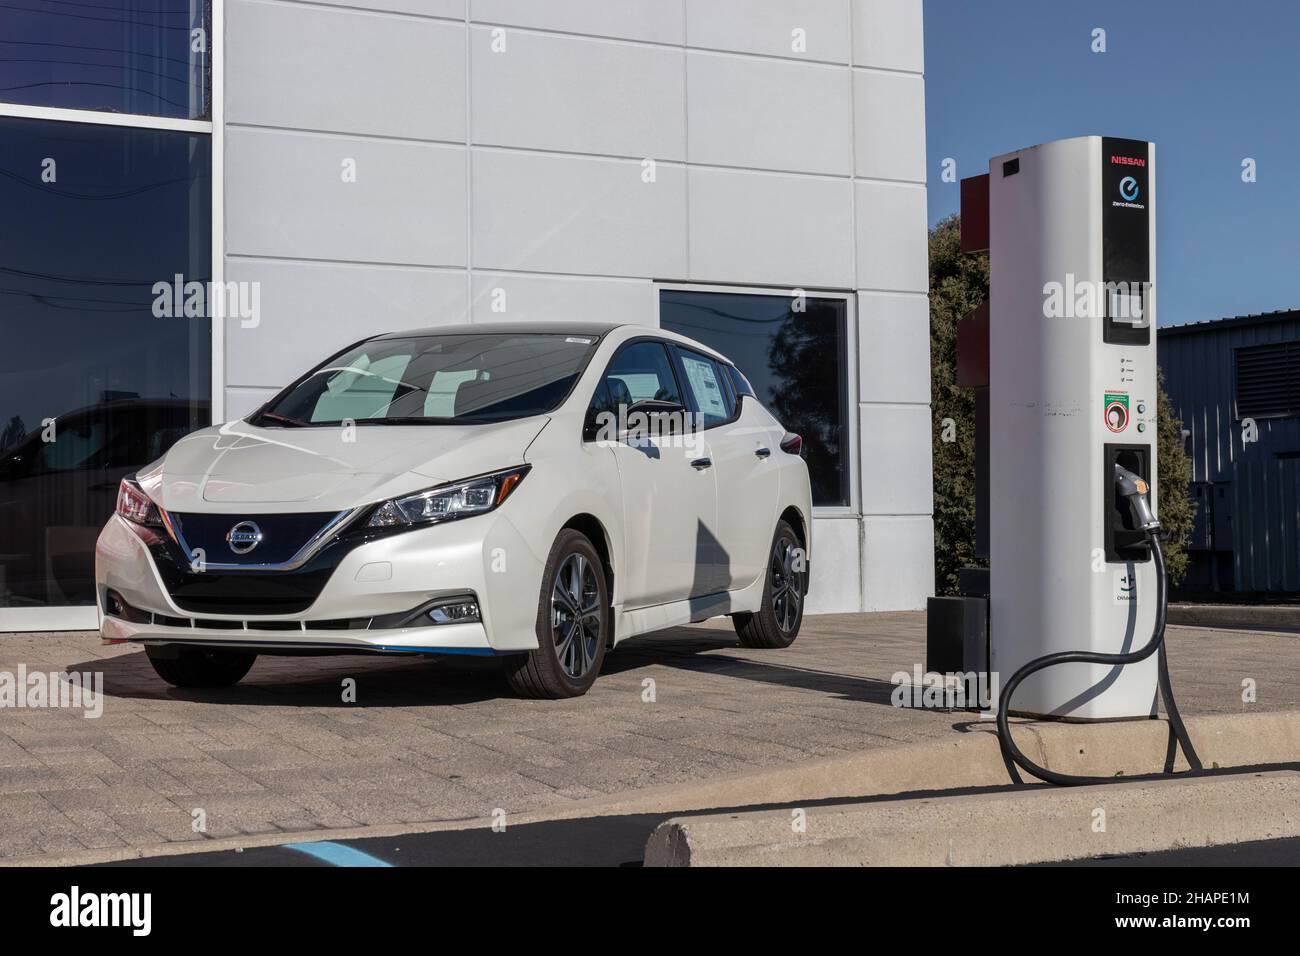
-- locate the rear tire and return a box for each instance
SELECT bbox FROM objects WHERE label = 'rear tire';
[145,645,256,688]
[504,529,609,699]
[733,519,806,649]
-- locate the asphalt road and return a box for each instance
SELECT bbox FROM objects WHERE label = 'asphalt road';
[104,818,1300,867]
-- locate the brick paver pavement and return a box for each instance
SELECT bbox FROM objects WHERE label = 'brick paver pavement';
[0,613,1295,860]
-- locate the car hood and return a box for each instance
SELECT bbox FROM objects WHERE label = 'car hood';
[140,417,549,513]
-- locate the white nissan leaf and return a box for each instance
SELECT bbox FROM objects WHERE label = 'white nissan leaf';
[96,323,812,698]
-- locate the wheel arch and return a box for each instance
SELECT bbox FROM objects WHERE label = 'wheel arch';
[778,504,810,593]
[559,512,615,612]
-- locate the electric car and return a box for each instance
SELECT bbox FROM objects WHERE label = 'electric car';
[96,322,812,698]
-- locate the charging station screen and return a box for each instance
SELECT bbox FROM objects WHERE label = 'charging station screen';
[1102,137,1151,343]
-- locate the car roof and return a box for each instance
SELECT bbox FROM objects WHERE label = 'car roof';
[373,320,623,339]
[368,320,733,365]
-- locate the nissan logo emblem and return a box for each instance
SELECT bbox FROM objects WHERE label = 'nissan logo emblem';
[226,520,263,555]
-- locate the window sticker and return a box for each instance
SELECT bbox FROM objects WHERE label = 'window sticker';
[682,356,727,418]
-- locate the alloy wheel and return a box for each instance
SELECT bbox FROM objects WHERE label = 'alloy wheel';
[769,534,803,633]
[550,551,603,679]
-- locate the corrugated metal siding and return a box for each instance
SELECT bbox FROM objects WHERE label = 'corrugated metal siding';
[1234,459,1300,591]
[1159,313,1300,592]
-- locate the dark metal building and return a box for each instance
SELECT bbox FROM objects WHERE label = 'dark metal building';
[1159,310,1300,594]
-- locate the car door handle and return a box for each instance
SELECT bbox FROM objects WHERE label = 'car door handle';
[755,447,771,459]
[690,457,712,470]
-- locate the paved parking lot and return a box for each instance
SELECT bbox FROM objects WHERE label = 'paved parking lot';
[0,613,1296,861]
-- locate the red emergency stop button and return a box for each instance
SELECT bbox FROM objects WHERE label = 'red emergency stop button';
[1105,400,1129,433]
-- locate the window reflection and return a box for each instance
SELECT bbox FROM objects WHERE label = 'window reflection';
[0,116,210,608]
[661,290,849,506]
[0,0,210,119]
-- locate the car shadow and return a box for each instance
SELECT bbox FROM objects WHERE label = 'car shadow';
[70,626,900,709]
[602,627,901,707]
[68,648,512,708]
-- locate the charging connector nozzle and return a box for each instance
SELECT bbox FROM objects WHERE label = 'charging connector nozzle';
[1113,463,1160,532]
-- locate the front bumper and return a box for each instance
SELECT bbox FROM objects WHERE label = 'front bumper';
[95,510,548,654]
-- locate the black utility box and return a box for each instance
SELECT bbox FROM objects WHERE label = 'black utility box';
[926,595,989,676]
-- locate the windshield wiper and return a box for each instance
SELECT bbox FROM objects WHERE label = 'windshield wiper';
[358,417,459,426]
[253,411,309,427]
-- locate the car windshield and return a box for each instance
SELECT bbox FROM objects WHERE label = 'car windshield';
[251,332,600,426]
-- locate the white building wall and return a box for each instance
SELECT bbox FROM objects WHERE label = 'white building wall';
[221,0,933,612]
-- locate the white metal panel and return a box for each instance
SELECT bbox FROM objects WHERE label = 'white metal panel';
[858,403,933,515]
[225,128,468,266]
[688,167,854,287]
[471,149,687,277]
[471,26,684,159]
[855,181,929,292]
[804,516,864,613]
[226,0,466,141]
[686,52,851,176]
[686,0,851,63]
[469,273,655,324]
[223,258,469,389]
[471,0,685,44]
[857,292,930,404]
[854,69,927,182]
[862,515,934,610]
[851,0,924,73]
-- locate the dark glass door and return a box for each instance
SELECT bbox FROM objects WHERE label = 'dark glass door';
[0,116,211,616]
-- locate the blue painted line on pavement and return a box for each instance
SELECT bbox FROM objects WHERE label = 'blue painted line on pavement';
[281,840,394,867]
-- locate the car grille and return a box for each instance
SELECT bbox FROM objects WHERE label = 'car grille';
[168,511,344,567]
[148,517,384,615]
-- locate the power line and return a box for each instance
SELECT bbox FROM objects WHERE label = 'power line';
[0,38,197,70]
[1,3,195,30]
[0,79,193,110]
[0,166,208,201]
[0,57,194,86]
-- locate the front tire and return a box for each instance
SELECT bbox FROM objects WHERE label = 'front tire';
[145,645,256,688]
[733,519,806,649]
[504,529,609,699]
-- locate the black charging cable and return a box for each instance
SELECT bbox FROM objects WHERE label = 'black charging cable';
[995,472,1204,786]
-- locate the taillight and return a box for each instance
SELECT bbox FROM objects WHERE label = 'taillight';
[780,433,803,456]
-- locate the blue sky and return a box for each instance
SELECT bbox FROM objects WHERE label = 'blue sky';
[923,0,1299,326]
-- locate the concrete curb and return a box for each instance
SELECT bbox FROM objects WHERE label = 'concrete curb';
[1169,604,1300,632]
[12,708,1300,867]
[644,770,1300,867]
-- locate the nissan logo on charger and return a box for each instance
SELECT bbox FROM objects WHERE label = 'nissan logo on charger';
[226,520,263,555]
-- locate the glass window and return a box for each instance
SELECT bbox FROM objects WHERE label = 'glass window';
[599,341,681,410]
[660,290,849,506]
[0,116,211,608]
[0,0,211,119]
[257,333,599,427]
[676,349,734,426]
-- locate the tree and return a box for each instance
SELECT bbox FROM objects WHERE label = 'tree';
[1155,367,1195,584]
[929,215,987,594]
[927,214,1196,590]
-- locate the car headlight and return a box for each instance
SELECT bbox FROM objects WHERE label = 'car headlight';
[366,465,530,529]
[116,477,163,527]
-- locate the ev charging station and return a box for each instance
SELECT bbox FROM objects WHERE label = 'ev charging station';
[990,135,1159,720]
[931,135,1175,734]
